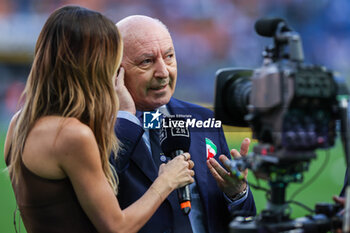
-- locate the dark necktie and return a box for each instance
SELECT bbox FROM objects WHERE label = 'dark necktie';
[149,128,163,169]
[136,110,164,169]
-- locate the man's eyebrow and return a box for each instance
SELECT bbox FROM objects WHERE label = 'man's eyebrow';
[135,53,154,63]
[138,53,154,59]
[135,48,174,61]
[164,48,174,54]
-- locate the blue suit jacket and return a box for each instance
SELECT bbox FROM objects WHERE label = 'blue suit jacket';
[110,98,255,233]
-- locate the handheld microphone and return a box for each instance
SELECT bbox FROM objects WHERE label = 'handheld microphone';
[160,117,191,215]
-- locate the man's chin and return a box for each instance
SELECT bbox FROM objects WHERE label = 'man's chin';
[136,98,171,111]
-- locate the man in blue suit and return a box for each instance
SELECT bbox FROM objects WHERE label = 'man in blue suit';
[110,15,256,233]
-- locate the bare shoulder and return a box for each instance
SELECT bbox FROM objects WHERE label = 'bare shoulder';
[52,118,102,178]
[4,111,21,161]
[18,116,99,179]
[54,118,97,157]
[57,118,94,142]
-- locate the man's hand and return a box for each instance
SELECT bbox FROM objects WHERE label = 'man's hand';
[333,195,345,216]
[207,138,250,199]
[333,196,345,233]
[333,195,346,206]
[115,67,136,115]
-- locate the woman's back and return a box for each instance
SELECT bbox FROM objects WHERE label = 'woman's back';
[6,116,98,233]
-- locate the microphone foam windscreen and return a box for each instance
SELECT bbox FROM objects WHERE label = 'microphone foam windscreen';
[254,18,286,37]
[160,117,191,158]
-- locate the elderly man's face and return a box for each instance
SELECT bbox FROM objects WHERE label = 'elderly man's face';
[121,23,177,111]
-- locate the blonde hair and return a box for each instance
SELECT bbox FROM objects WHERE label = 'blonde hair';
[9,5,122,194]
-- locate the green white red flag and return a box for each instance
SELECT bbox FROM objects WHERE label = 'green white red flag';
[206,138,217,160]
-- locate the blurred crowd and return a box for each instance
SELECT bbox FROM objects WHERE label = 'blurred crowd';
[0,0,349,124]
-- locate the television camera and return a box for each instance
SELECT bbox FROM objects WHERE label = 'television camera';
[214,18,350,232]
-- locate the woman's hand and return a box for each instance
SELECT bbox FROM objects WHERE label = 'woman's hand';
[158,153,195,190]
[114,67,136,115]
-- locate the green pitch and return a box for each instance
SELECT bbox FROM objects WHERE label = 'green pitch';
[0,127,346,232]
[0,130,22,232]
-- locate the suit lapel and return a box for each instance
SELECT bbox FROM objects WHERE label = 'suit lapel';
[131,139,159,182]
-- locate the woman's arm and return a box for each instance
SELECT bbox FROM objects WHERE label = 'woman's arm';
[4,111,20,162]
[55,119,194,233]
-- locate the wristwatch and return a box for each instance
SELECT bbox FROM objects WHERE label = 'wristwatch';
[231,186,248,201]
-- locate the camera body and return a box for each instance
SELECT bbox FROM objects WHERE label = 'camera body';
[215,63,338,159]
[215,18,340,161]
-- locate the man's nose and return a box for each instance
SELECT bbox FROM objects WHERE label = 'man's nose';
[154,58,169,79]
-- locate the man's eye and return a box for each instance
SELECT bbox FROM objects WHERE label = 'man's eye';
[141,59,152,65]
[166,54,174,59]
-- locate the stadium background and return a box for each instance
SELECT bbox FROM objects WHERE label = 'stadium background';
[0,0,349,232]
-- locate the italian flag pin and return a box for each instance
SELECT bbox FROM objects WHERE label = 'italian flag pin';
[206,138,217,160]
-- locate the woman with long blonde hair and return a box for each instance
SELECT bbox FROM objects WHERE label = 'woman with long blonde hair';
[4,6,194,233]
